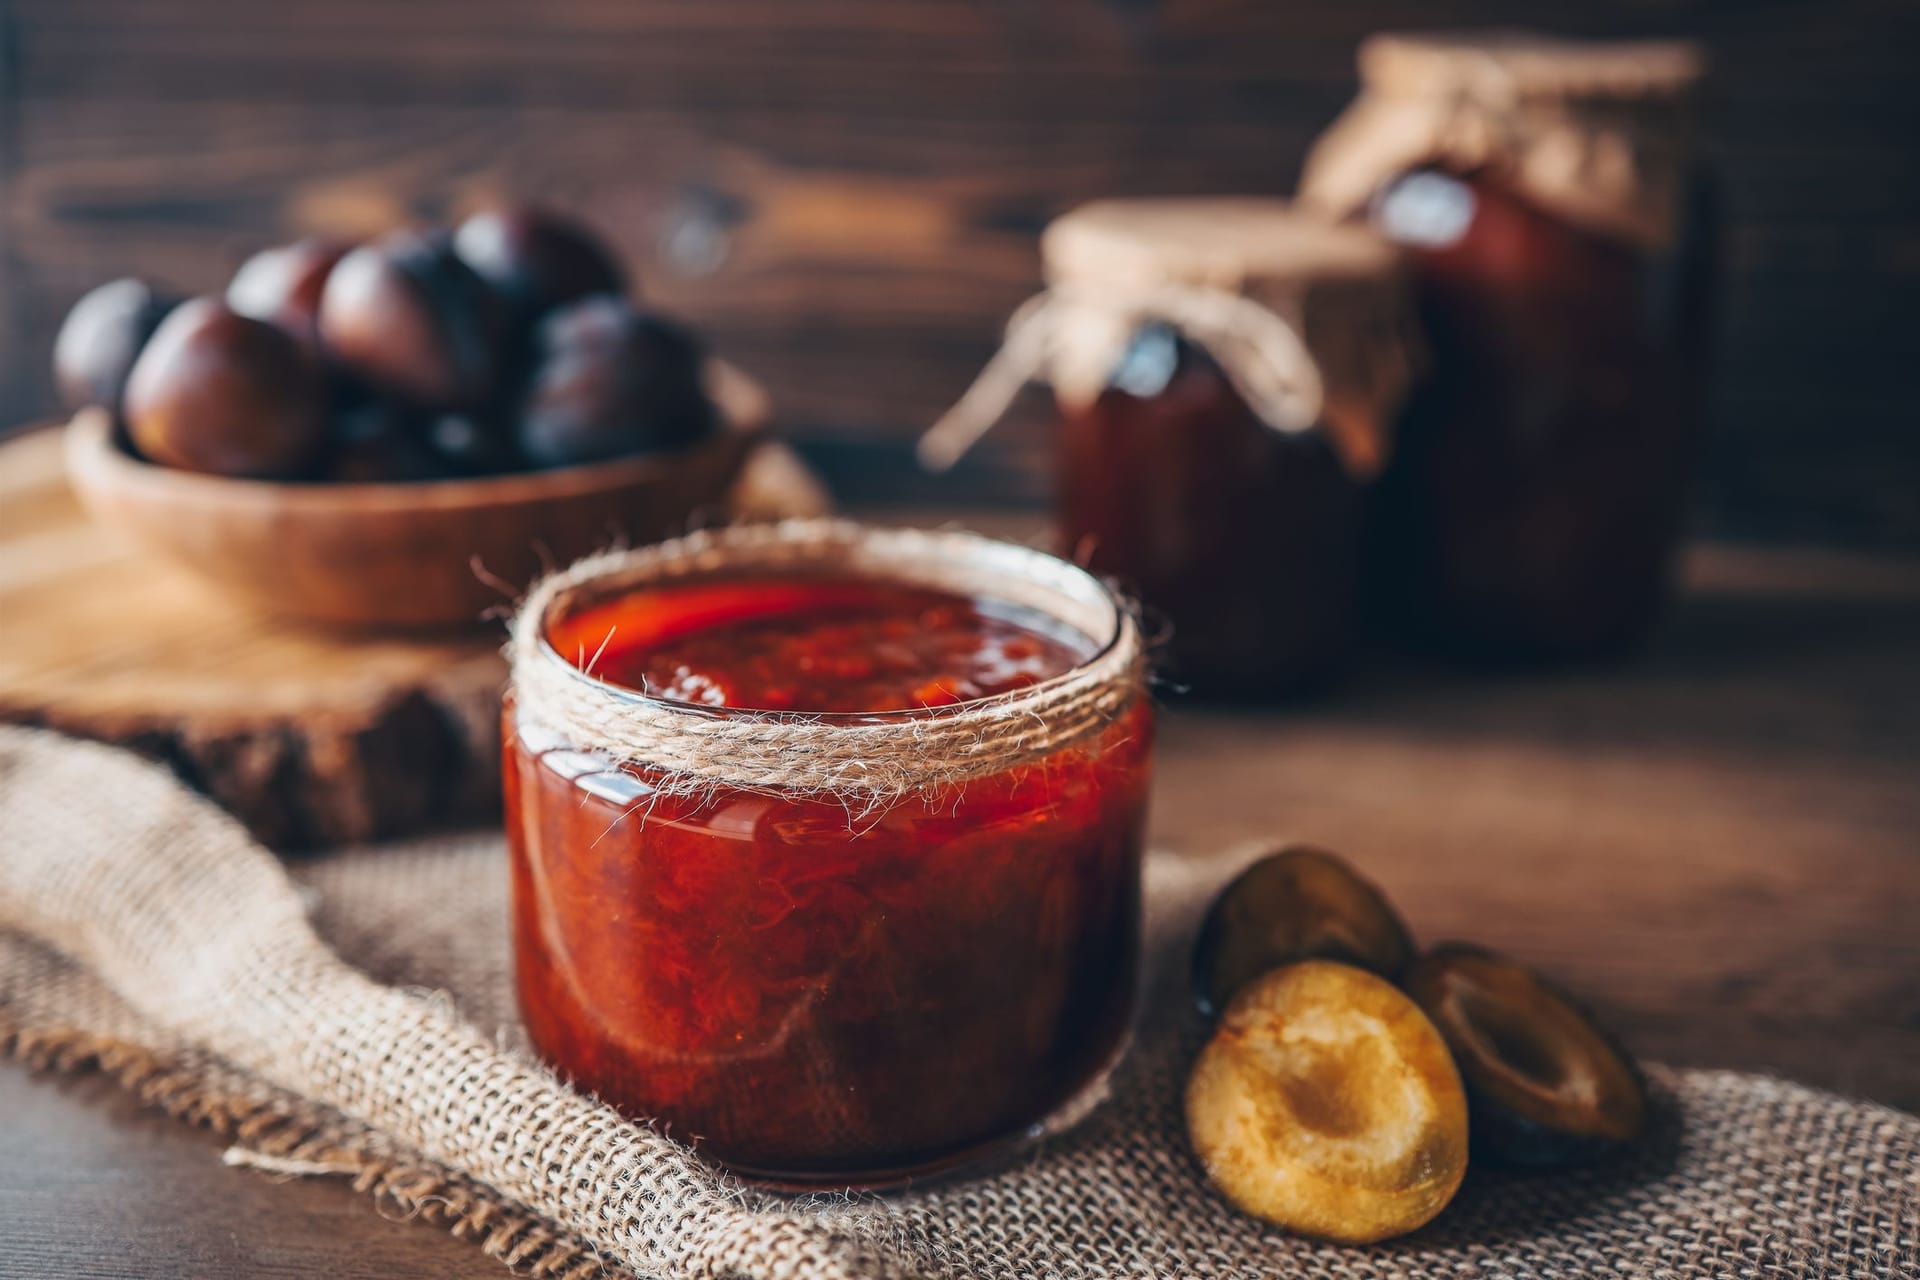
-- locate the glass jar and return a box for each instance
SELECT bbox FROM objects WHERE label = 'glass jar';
[1054,327,1364,695]
[502,524,1150,1187]
[1304,33,1716,661]
[924,199,1419,697]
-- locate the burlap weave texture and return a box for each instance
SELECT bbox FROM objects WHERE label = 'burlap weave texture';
[1,727,1916,1279]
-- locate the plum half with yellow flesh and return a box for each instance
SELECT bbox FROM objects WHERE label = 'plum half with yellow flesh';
[1403,943,1647,1168]
[1193,846,1415,1018]
[1186,961,1468,1243]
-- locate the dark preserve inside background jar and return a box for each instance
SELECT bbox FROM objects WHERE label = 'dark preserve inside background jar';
[1038,200,1412,699]
[1056,326,1362,697]
[1337,38,1719,663]
[1369,167,1717,661]
[503,558,1150,1186]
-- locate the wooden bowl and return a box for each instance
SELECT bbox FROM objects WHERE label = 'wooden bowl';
[65,361,770,630]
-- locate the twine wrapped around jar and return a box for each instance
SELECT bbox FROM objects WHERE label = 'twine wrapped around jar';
[1299,31,1706,249]
[508,519,1146,802]
[919,199,1421,480]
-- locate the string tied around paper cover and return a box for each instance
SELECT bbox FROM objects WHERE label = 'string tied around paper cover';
[918,198,1424,481]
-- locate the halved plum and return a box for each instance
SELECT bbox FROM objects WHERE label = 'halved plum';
[1185,961,1468,1243]
[1193,846,1415,1018]
[1403,943,1647,1168]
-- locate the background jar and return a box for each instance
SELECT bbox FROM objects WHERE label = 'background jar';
[927,199,1420,697]
[1304,33,1718,662]
[502,525,1151,1188]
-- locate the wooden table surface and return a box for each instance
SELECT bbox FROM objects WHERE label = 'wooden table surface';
[5,531,1919,1278]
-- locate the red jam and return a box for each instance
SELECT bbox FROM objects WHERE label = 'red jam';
[564,578,1088,712]
[505,574,1150,1184]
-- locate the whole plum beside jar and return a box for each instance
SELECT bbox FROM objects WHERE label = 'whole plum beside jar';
[318,229,506,412]
[123,297,326,479]
[226,238,351,352]
[453,205,626,322]
[518,297,714,468]
[53,278,181,417]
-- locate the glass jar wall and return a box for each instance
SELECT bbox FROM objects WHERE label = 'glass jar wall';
[503,531,1151,1187]
[1305,33,1715,661]
[1036,200,1417,695]
[1366,166,1717,660]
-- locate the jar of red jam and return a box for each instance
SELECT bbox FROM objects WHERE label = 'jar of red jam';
[503,522,1150,1187]
[1303,32,1716,661]
[922,199,1420,696]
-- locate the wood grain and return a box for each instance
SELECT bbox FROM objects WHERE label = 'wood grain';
[0,397,825,847]
[1,1,1915,544]
[0,426,508,848]
[0,1069,503,1278]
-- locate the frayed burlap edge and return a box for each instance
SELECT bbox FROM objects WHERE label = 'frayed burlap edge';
[0,1014,633,1280]
[0,726,910,1280]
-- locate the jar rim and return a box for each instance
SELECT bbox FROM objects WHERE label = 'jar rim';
[530,539,1129,726]
[507,522,1146,797]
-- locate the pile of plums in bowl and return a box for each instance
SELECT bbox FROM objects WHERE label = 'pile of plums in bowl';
[53,205,773,629]
[54,206,717,482]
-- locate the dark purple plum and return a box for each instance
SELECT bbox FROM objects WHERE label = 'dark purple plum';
[53,278,181,416]
[518,298,714,468]
[124,297,326,479]
[318,229,506,412]
[226,238,351,351]
[453,205,627,321]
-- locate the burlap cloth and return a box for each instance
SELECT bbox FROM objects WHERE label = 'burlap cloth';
[2,727,1915,1278]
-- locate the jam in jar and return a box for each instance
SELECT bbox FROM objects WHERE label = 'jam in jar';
[1056,325,1365,696]
[954,199,1418,696]
[1304,33,1715,661]
[503,527,1150,1186]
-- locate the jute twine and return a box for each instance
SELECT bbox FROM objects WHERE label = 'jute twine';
[919,282,1325,473]
[2,727,1918,1280]
[1300,31,1707,249]
[920,199,1418,480]
[507,520,1145,801]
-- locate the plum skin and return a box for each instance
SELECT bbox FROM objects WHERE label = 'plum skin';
[318,230,506,412]
[453,205,627,320]
[517,297,714,468]
[1192,846,1416,1019]
[53,278,180,417]
[227,238,351,350]
[123,297,327,479]
[1403,942,1649,1169]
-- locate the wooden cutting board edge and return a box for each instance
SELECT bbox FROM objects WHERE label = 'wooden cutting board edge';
[1,424,510,849]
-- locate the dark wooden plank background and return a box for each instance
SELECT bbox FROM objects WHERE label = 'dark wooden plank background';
[2,1,1917,544]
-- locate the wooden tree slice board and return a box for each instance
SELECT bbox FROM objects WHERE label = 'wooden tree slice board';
[0,427,508,849]
[0,426,831,849]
